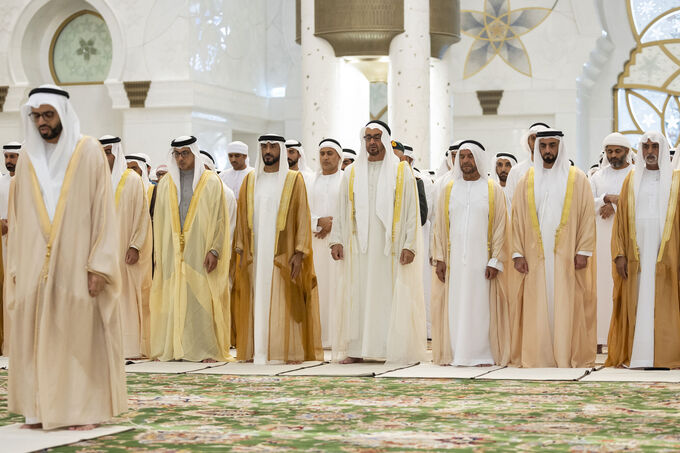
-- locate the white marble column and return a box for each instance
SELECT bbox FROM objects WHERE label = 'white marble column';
[429,56,453,170]
[300,0,338,170]
[388,0,431,168]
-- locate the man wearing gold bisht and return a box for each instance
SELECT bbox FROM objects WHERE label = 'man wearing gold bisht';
[607,131,680,369]
[100,135,152,359]
[511,129,597,368]
[232,134,323,364]
[150,135,232,363]
[7,85,126,430]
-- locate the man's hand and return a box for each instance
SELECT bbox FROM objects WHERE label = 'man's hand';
[513,256,529,274]
[125,247,140,265]
[615,255,628,279]
[204,252,218,273]
[289,251,303,280]
[331,244,344,261]
[88,272,106,298]
[400,249,415,265]
[604,194,620,205]
[485,266,499,280]
[315,216,333,239]
[574,254,589,270]
[599,203,615,220]
[1,219,7,236]
[435,260,446,283]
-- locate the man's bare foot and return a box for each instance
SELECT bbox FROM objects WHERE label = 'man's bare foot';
[201,358,217,363]
[339,357,363,364]
[286,361,302,365]
[20,423,42,429]
[126,357,144,361]
[68,424,99,431]
[476,363,493,367]
[245,359,254,363]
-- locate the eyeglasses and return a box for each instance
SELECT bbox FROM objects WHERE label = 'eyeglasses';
[28,111,56,122]
[172,150,192,158]
[363,134,382,142]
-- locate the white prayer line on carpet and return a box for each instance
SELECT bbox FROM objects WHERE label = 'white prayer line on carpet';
[189,361,325,376]
[580,367,680,382]
[477,367,593,381]
[377,363,503,379]
[124,361,228,374]
[0,424,132,453]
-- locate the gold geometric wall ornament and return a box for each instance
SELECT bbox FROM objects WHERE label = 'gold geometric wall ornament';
[460,0,555,78]
[0,86,8,112]
[124,81,151,108]
[476,90,504,115]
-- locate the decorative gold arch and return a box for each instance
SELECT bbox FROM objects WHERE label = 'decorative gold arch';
[613,2,680,148]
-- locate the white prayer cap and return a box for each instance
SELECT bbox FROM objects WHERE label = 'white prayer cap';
[342,148,356,161]
[156,164,168,173]
[227,141,248,155]
[453,139,489,181]
[167,135,204,199]
[602,132,631,149]
[22,84,81,219]
[3,141,22,154]
[403,144,414,158]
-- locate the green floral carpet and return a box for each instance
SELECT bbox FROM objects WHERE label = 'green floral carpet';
[2,370,680,451]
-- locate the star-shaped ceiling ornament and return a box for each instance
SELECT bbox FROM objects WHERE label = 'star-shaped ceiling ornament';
[460,0,556,78]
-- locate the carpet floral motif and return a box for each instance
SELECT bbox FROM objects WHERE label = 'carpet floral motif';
[1,371,680,451]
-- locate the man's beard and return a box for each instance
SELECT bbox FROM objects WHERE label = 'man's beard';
[461,164,476,175]
[609,156,626,168]
[5,164,15,173]
[264,154,280,166]
[39,122,63,140]
[497,171,508,182]
[287,157,298,167]
[644,154,658,165]
[367,145,381,156]
[541,153,557,164]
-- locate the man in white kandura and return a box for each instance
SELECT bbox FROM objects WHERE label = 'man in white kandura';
[8,85,126,430]
[432,140,510,366]
[100,135,152,360]
[589,132,632,351]
[607,132,680,368]
[309,138,344,348]
[330,120,427,364]
[220,141,253,202]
